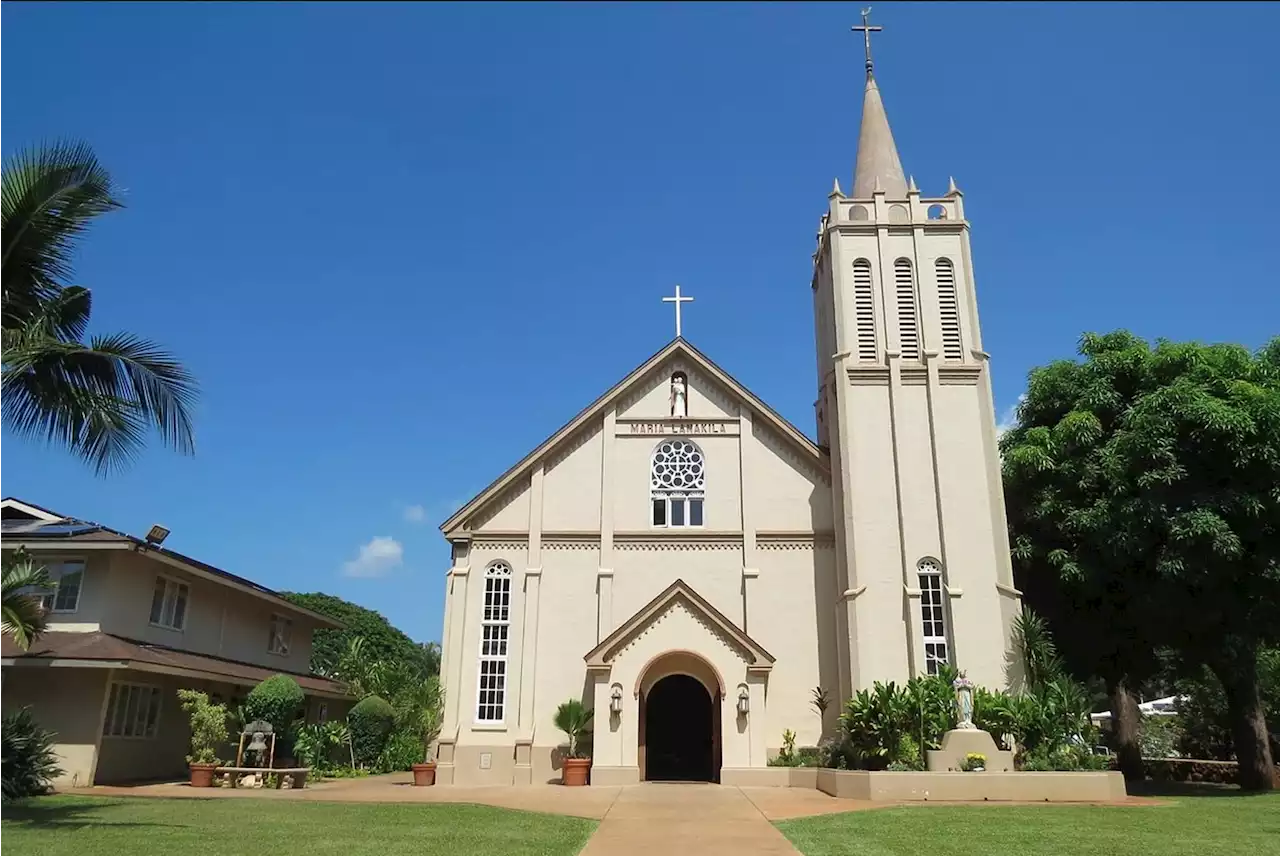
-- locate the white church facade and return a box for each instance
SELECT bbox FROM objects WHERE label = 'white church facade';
[434,40,1021,787]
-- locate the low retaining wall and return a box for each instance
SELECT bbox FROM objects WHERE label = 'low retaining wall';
[1142,758,1239,785]
[813,769,1127,802]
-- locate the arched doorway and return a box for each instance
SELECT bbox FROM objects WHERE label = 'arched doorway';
[641,674,719,782]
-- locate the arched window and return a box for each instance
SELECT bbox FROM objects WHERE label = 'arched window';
[476,562,512,723]
[936,259,963,360]
[852,259,877,361]
[651,439,705,528]
[917,559,949,675]
[894,259,920,361]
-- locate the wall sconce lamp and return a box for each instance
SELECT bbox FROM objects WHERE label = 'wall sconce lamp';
[737,686,750,716]
[610,685,623,715]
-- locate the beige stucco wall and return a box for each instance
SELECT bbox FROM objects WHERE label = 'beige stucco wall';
[1,667,109,788]
[87,552,317,675]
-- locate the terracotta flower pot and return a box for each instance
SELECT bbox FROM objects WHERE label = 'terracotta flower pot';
[411,762,437,786]
[189,763,218,788]
[562,757,591,786]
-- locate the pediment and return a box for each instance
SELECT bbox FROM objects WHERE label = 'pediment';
[583,579,774,672]
[442,338,827,536]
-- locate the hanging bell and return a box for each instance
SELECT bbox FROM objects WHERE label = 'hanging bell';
[248,731,268,753]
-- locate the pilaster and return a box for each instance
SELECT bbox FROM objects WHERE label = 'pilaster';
[596,568,614,642]
[599,408,616,568]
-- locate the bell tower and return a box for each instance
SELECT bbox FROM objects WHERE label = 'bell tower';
[812,12,1021,699]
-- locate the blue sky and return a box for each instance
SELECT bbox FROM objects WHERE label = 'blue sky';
[4,3,1277,645]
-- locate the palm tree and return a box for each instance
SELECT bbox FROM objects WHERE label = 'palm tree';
[553,699,593,759]
[2,551,51,650]
[2,140,196,474]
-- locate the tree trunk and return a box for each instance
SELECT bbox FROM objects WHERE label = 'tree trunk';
[1107,676,1144,781]
[1210,657,1275,792]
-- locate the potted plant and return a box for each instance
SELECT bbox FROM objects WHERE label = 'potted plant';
[554,699,593,786]
[960,752,986,772]
[406,677,444,786]
[177,689,228,787]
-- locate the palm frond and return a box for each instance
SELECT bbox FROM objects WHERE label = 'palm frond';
[2,327,196,474]
[2,140,122,327]
[2,559,51,651]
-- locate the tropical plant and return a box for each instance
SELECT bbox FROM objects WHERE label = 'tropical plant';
[779,729,797,763]
[1139,715,1182,760]
[243,674,305,734]
[840,682,913,769]
[553,699,593,760]
[396,676,444,764]
[348,695,395,767]
[810,686,831,720]
[176,690,228,765]
[332,636,384,699]
[2,549,50,650]
[1,707,62,800]
[1012,608,1065,691]
[2,140,196,474]
[376,728,426,773]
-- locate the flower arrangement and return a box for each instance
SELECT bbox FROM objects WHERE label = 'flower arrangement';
[960,752,986,772]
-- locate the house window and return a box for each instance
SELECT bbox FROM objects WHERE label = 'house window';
[268,614,292,655]
[149,576,189,630]
[39,559,85,613]
[476,562,512,723]
[918,559,949,675]
[650,439,706,528]
[103,682,162,739]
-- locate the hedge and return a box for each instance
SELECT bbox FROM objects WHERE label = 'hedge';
[348,695,395,767]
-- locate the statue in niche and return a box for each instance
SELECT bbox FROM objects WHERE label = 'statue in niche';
[670,372,688,419]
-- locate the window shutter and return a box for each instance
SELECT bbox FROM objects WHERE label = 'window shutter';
[936,259,962,360]
[852,260,877,361]
[894,259,919,361]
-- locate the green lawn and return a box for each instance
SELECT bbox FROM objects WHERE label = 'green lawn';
[776,788,1280,856]
[2,796,598,856]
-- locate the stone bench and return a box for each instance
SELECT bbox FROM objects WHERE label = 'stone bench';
[215,767,310,789]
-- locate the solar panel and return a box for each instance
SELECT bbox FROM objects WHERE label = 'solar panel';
[0,518,99,537]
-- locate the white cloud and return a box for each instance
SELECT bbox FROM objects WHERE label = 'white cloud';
[342,536,404,578]
[403,504,427,524]
[995,394,1026,440]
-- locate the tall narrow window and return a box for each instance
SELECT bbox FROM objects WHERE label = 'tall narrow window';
[268,614,292,656]
[852,259,877,361]
[936,258,963,360]
[917,559,949,675]
[102,682,162,739]
[476,562,512,723]
[651,439,706,528]
[894,259,920,361]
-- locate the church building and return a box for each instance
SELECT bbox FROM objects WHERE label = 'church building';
[434,28,1021,787]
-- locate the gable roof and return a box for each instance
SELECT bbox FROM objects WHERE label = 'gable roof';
[584,578,774,671]
[0,503,342,629]
[441,337,826,535]
[1,497,66,521]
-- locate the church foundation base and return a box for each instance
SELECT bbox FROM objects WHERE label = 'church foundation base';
[815,769,1127,802]
[590,766,640,786]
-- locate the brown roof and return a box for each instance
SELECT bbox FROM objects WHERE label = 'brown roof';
[2,632,350,698]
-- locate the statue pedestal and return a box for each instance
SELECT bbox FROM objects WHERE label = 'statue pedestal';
[926,728,1015,772]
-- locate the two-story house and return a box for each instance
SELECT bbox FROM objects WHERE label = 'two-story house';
[0,497,350,787]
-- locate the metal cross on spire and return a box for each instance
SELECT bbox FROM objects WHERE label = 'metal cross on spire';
[662,284,694,339]
[851,7,882,76]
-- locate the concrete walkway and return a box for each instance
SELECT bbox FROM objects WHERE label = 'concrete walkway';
[581,783,841,855]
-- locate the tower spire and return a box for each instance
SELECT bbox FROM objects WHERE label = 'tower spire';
[850,9,907,198]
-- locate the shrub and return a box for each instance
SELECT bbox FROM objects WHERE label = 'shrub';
[818,736,854,770]
[348,695,395,767]
[376,728,424,773]
[1139,714,1183,759]
[840,670,954,769]
[795,746,822,767]
[2,708,61,800]
[177,690,228,765]
[243,675,305,734]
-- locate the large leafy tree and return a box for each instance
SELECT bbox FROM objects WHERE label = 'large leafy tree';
[1003,331,1280,790]
[280,591,438,681]
[2,140,196,473]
